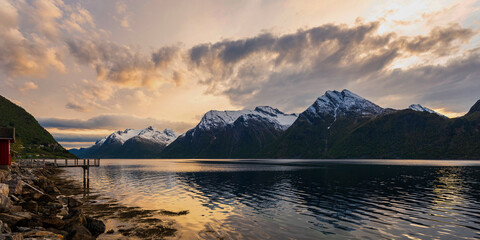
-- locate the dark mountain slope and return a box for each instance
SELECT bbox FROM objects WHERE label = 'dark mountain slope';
[161,106,298,158]
[0,95,74,158]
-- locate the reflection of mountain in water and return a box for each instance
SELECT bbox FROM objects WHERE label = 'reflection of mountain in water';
[65,160,480,239]
[175,164,480,238]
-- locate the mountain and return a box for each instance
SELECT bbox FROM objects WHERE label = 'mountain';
[467,100,480,115]
[0,95,74,158]
[264,94,480,159]
[70,126,177,158]
[408,104,445,117]
[328,107,480,159]
[160,106,298,158]
[262,89,388,158]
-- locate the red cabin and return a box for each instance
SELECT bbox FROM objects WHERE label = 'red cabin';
[0,128,15,166]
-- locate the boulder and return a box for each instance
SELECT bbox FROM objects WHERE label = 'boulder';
[38,194,55,204]
[0,184,9,197]
[85,217,105,237]
[0,170,10,183]
[0,212,32,227]
[41,217,65,229]
[11,233,23,240]
[33,177,50,191]
[45,186,61,196]
[23,230,63,240]
[0,196,12,213]
[21,201,38,214]
[63,209,86,228]
[66,225,94,240]
[0,220,11,234]
[5,179,22,196]
[66,197,82,209]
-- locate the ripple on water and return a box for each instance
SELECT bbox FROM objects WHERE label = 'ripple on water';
[64,159,480,239]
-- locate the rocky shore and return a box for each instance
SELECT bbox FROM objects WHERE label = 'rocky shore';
[0,164,105,240]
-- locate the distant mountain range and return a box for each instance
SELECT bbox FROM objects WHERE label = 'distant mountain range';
[0,95,75,159]
[71,89,480,159]
[70,127,177,158]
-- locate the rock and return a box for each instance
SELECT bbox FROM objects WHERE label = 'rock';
[38,205,58,217]
[5,180,22,196]
[47,202,63,210]
[15,218,42,229]
[33,177,50,191]
[58,209,68,217]
[11,233,23,240]
[0,184,9,197]
[66,225,93,240]
[23,230,63,240]
[15,227,32,233]
[0,212,32,227]
[0,196,12,213]
[106,229,114,234]
[45,186,61,196]
[41,217,64,229]
[66,198,82,209]
[9,206,21,213]
[63,210,86,228]
[84,217,105,237]
[0,220,11,234]
[0,170,10,183]
[38,194,55,204]
[20,202,38,214]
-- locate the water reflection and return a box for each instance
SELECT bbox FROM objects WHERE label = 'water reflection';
[64,160,480,239]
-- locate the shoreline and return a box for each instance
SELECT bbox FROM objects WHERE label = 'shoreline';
[0,163,188,239]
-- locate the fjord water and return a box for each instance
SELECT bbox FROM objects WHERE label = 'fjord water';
[64,159,480,239]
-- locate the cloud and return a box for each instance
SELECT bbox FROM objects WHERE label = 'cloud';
[0,0,66,78]
[18,81,38,93]
[115,1,130,29]
[52,133,106,143]
[38,114,193,133]
[152,46,179,68]
[30,0,63,40]
[65,102,88,112]
[66,39,179,89]
[184,21,477,111]
[358,48,480,112]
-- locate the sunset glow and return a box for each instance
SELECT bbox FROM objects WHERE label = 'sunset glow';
[0,0,479,148]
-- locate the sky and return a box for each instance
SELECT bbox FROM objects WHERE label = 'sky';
[0,0,479,149]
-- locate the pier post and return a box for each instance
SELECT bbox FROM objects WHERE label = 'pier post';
[87,167,90,189]
[83,166,86,189]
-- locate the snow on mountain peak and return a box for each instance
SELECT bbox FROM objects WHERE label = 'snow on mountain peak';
[408,104,446,117]
[197,106,298,131]
[96,126,178,146]
[306,89,384,118]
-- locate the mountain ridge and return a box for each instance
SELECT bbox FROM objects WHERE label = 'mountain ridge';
[70,126,177,158]
[0,95,74,158]
[68,90,480,159]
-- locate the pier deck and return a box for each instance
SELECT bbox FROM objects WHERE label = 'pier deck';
[17,158,100,168]
[17,158,100,188]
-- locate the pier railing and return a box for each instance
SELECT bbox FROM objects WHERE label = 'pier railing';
[16,158,100,168]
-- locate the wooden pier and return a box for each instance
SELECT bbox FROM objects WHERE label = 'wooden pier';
[17,158,100,188]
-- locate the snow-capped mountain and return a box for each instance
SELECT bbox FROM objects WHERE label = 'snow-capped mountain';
[264,89,390,158]
[304,89,384,120]
[70,126,177,158]
[161,106,298,158]
[197,106,298,131]
[408,104,446,117]
[95,127,177,147]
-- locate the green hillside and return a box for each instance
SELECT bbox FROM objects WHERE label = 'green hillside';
[0,95,75,159]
